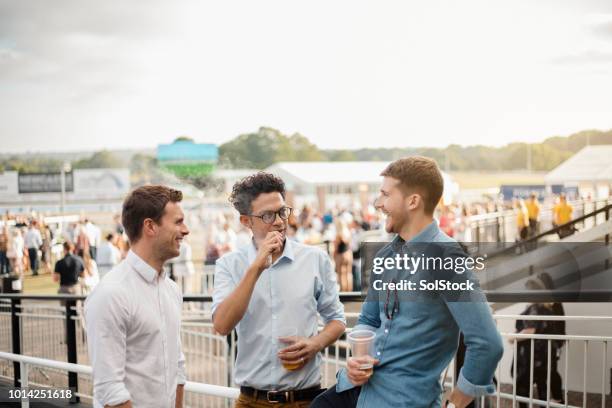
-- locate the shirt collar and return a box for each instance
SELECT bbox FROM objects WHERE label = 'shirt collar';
[126,249,165,283]
[409,220,439,243]
[247,236,295,265]
[391,220,440,250]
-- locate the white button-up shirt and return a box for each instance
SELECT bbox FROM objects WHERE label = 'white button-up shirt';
[96,241,121,278]
[85,250,186,408]
[24,228,42,249]
[212,239,345,391]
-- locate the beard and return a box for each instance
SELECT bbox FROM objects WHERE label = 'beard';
[385,210,409,234]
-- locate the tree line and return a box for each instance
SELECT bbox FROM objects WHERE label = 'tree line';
[2,128,611,175]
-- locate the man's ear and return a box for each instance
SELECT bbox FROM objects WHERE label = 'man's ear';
[405,194,422,212]
[142,218,157,238]
[239,215,252,229]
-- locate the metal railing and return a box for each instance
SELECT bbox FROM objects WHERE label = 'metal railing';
[466,198,612,251]
[2,293,612,407]
[0,351,240,408]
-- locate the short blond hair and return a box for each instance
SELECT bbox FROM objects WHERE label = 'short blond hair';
[381,156,443,215]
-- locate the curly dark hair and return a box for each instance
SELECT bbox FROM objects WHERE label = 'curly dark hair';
[229,172,286,215]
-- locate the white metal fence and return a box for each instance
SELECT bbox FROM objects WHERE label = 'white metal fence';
[1,301,611,407]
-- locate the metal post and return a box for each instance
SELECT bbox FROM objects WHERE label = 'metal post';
[606,207,609,270]
[65,299,80,403]
[11,297,21,387]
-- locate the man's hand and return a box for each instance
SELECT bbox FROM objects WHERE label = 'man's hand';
[443,388,473,408]
[277,336,322,369]
[346,356,379,386]
[252,231,284,271]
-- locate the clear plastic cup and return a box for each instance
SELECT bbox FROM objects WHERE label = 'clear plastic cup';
[277,326,302,371]
[347,329,376,374]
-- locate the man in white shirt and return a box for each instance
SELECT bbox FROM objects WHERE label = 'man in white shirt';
[85,185,190,408]
[84,219,102,260]
[24,221,43,276]
[96,233,121,279]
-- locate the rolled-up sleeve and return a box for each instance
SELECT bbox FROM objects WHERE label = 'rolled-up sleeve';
[315,252,346,325]
[211,256,237,318]
[84,286,132,406]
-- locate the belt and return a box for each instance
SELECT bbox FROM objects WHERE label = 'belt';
[240,385,324,403]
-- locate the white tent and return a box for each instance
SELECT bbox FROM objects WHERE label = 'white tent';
[545,145,612,198]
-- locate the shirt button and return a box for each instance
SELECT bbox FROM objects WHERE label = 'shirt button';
[384,329,389,334]
[376,351,381,356]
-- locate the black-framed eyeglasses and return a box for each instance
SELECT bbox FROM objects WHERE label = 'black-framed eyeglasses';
[247,206,293,224]
[384,279,399,320]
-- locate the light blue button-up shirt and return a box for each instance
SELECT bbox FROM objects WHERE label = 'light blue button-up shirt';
[212,238,346,390]
[336,221,504,407]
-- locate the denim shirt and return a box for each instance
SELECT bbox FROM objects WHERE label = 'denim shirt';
[336,221,504,407]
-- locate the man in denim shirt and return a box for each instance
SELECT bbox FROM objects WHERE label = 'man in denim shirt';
[312,157,503,408]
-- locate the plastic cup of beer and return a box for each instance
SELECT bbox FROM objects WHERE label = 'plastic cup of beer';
[347,329,376,374]
[277,326,302,371]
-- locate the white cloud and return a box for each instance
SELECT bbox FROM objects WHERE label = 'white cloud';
[1,0,612,152]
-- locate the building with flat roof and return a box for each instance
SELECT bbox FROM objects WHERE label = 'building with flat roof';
[545,145,612,199]
[266,161,457,211]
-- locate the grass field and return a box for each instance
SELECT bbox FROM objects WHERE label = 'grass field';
[21,272,58,295]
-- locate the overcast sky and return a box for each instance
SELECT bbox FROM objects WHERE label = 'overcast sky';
[1,0,612,153]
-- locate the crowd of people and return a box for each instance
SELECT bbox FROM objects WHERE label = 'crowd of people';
[0,213,129,295]
[0,189,579,297]
[83,157,504,408]
[1,165,593,407]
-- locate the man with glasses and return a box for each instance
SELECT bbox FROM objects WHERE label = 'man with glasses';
[212,172,346,407]
[311,157,503,408]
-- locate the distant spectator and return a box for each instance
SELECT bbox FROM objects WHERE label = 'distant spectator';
[514,199,529,241]
[75,224,90,259]
[113,213,124,235]
[96,233,121,279]
[84,219,101,260]
[525,193,540,237]
[553,193,575,238]
[511,273,565,407]
[0,225,9,275]
[53,241,84,297]
[216,222,237,255]
[24,221,42,276]
[7,229,24,275]
[82,251,99,294]
[40,223,53,274]
[334,219,353,291]
[170,239,195,294]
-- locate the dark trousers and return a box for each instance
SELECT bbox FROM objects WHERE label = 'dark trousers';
[28,248,38,275]
[89,246,97,261]
[516,365,564,407]
[309,386,360,408]
[0,251,9,274]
